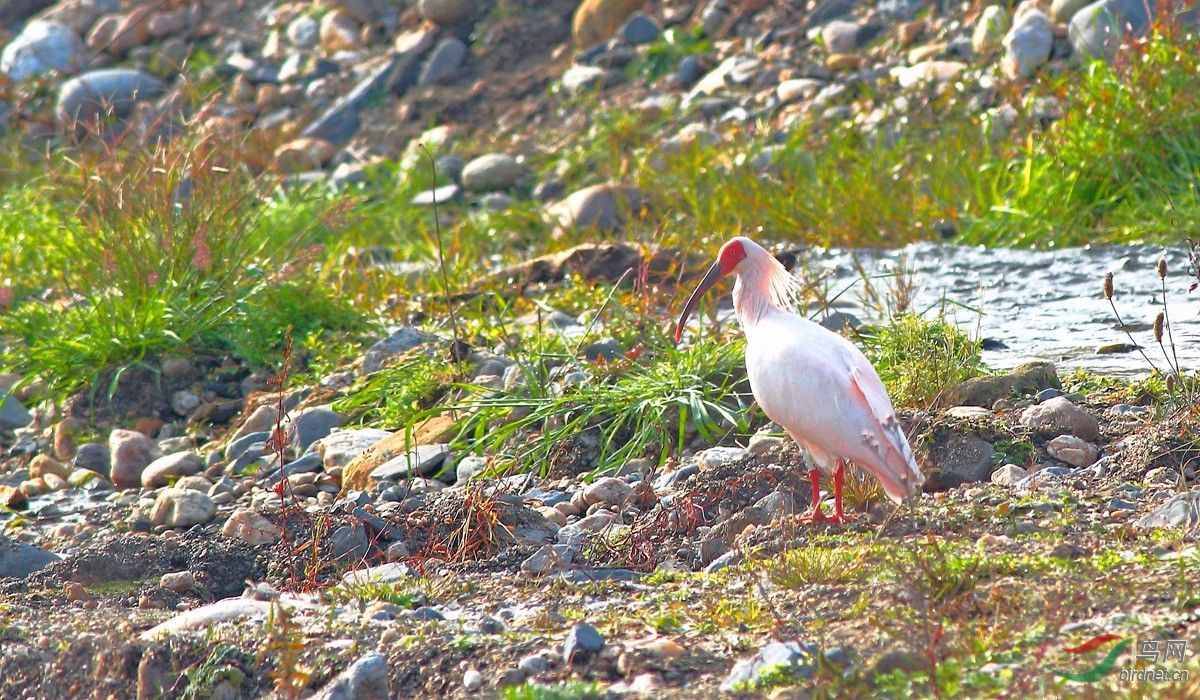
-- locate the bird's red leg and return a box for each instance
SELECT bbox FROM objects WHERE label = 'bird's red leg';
[799,469,829,523]
[829,461,852,524]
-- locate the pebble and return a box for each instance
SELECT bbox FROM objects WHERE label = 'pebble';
[721,640,818,691]
[463,668,484,691]
[1046,435,1098,467]
[972,5,1010,55]
[695,446,747,470]
[160,571,195,593]
[1,20,84,81]
[56,68,166,129]
[150,488,217,528]
[418,36,467,86]
[108,429,161,489]
[141,451,203,488]
[1002,10,1053,79]
[581,476,632,507]
[990,463,1028,486]
[361,327,434,373]
[1019,397,1100,441]
[620,12,660,45]
[563,623,605,664]
[461,153,523,192]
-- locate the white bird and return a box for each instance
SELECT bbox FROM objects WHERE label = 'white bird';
[674,236,924,522]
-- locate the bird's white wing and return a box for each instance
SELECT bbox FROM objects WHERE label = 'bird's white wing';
[848,364,915,468]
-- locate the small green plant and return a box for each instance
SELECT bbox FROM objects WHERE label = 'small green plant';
[858,313,984,409]
[502,680,605,700]
[181,644,249,700]
[418,331,750,476]
[764,544,868,588]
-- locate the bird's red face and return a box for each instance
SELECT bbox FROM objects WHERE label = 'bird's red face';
[674,239,747,343]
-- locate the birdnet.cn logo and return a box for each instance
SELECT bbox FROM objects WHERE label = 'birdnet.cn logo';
[1052,634,1191,683]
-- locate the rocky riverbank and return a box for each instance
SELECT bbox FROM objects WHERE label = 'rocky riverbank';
[3,0,1200,698]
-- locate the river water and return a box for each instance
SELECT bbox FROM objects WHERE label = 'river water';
[798,243,1200,377]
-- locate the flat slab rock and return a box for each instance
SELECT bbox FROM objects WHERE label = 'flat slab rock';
[1136,490,1200,532]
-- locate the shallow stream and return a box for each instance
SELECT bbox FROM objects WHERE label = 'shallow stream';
[800,243,1200,377]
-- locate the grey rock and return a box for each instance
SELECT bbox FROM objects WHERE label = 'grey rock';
[287,15,319,48]
[1052,0,1094,22]
[621,12,661,45]
[370,444,450,480]
[288,407,345,453]
[141,451,203,488]
[945,361,1059,407]
[411,183,462,207]
[150,488,216,528]
[56,68,165,129]
[699,506,769,564]
[361,327,435,373]
[754,490,797,519]
[876,0,928,20]
[931,434,995,487]
[582,477,631,507]
[704,549,743,573]
[546,183,646,233]
[455,455,488,482]
[434,153,465,183]
[73,442,111,477]
[479,192,514,211]
[109,428,162,489]
[0,535,60,578]
[0,387,32,429]
[972,5,1011,55]
[581,338,623,362]
[1135,490,1200,531]
[317,429,393,469]
[1020,397,1100,441]
[342,562,416,585]
[463,669,484,691]
[562,64,619,95]
[1036,388,1063,402]
[331,523,371,561]
[517,654,549,676]
[677,55,703,87]
[563,623,605,664]
[1,20,83,81]
[461,153,522,192]
[700,8,726,37]
[309,652,390,700]
[873,649,926,676]
[720,640,818,691]
[821,20,876,54]
[1002,10,1053,79]
[303,35,433,146]
[990,463,1028,486]
[226,431,271,462]
[1046,435,1098,467]
[808,0,856,26]
[695,446,747,470]
[418,36,467,87]
[419,0,470,25]
[1069,0,1156,61]
[521,544,564,574]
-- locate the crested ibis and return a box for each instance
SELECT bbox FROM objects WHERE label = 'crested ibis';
[674,236,924,522]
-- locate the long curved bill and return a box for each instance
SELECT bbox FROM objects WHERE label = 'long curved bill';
[674,259,725,343]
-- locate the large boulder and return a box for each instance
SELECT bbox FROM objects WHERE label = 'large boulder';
[1,20,84,81]
[1069,0,1155,61]
[56,67,166,129]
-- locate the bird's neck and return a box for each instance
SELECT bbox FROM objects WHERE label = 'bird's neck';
[732,255,801,330]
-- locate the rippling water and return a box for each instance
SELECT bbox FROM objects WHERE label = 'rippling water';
[799,243,1200,377]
